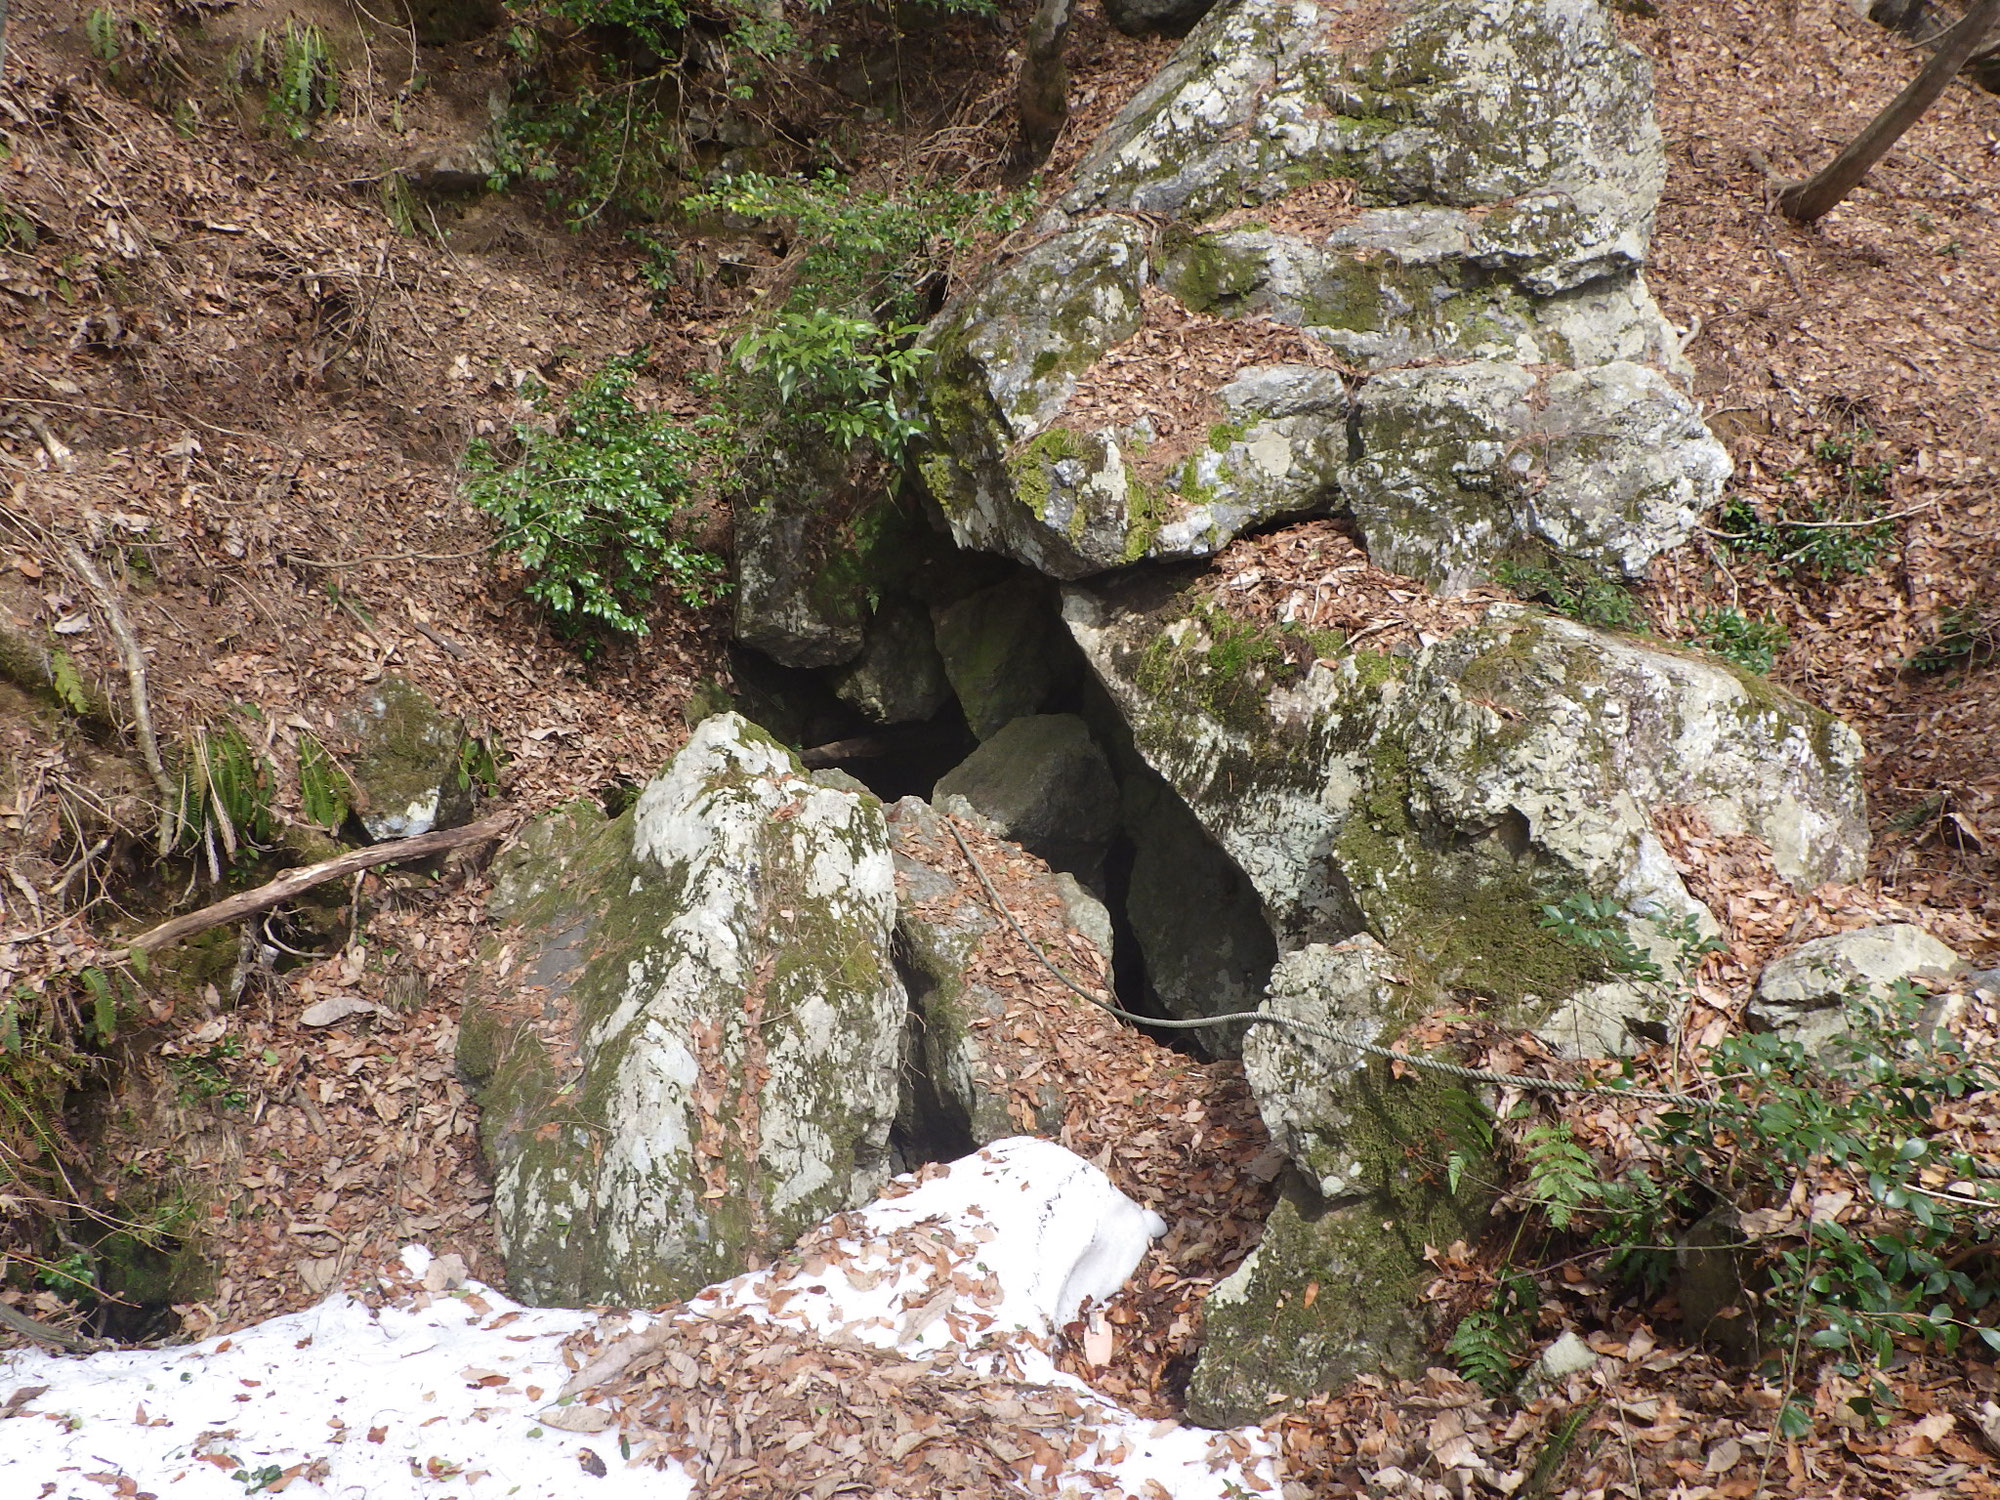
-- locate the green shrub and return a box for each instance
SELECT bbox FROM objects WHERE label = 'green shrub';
[730,310,933,469]
[1494,556,1645,631]
[465,353,728,650]
[1691,606,1790,674]
[1498,971,2000,1422]
[682,170,1034,324]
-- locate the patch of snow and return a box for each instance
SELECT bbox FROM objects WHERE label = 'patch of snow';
[2,1138,1280,1498]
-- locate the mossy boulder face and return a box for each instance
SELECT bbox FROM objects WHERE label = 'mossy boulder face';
[919,221,1154,579]
[883,797,1076,1146]
[1344,359,1730,590]
[1188,939,1492,1422]
[457,713,906,1306]
[1065,581,1870,1054]
[919,0,1722,588]
[733,439,925,670]
[826,598,954,726]
[931,575,1072,739]
[332,675,470,840]
[933,714,1120,881]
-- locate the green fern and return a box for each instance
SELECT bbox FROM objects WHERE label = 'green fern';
[50,647,93,717]
[1521,1121,1602,1230]
[297,733,353,833]
[1448,1269,1538,1396]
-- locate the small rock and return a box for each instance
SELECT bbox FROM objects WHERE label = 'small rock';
[1520,1330,1598,1397]
[1749,924,1962,1052]
[333,674,470,841]
[932,577,1067,739]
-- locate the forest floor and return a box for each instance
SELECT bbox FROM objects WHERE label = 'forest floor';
[1,0,1998,1495]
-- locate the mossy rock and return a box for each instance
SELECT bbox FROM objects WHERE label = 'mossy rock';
[460,714,906,1306]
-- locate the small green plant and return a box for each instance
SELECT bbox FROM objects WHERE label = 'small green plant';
[1448,1267,1539,1395]
[1907,605,1996,676]
[167,719,276,877]
[37,1249,98,1297]
[1535,892,1664,982]
[464,353,728,651]
[232,1465,287,1494]
[297,733,354,833]
[1494,556,1644,631]
[1520,1120,1600,1230]
[731,311,933,468]
[169,1034,248,1110]
[49,647,95,717]
[456,733,507,796]
[241,21,340,140]
[1691,606,1790,674]
[86,7,125,62]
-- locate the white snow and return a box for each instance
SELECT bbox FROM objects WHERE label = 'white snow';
[2,1137,1280,1498]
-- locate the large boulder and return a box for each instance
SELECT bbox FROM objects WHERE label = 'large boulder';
[1064,577,1869,1055]
[458,714,907,1305]
[1188,939,1492,1423]
[827,598,954,725]
[931,574,1071,739]
[933,713,1120,879]
[918,0,1726,588]
[733,445,924,669]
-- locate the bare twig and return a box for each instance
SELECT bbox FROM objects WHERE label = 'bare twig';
[125,813,515,954]
[55,541,175,847]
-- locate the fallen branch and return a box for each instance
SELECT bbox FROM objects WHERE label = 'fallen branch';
[0,1298,103,1354]
[125,812,515,954]
[55,541,175,845]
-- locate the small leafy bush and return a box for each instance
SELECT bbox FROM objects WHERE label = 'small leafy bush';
[1448,1267,1539,1396]
[1907,604,1997,676]
[465,354,728,650]
[731,310,933,469]
[683,170,1034,324]
[1494,556,1645,631]
[1691,606,1789,674]
[1494,972,2000,1420]
[1535,891,1663,983]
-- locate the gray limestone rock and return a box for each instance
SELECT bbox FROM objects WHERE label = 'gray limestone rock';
[458,714,905,1305]
[931,576,1068,739]
[332,675,470,841]
[1064,580,1868,1056]
[1748,925,1962,1052]
[1344,360,1729,591]
[916,0,1722,588]
[828,600,954,726]
[1189,939,1492,1424]
[933,714,1120,879]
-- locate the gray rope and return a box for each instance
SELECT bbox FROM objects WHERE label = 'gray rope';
[941,820,1696,1106]
[944,822,2000,1182]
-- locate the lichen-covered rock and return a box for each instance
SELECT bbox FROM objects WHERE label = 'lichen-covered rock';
[734,446,921,669]
[333,674,469,840]
[885,798,1081,1147]
[1064,580,1869,1054]
[1748,924,1962,1051]
[1344,360,1730,590]
[931,576,1069,739]
[933,714,1120,880]
[1067,0,1664,292]
[828,599,954,726]
[917,0,1724,587]
[458,714,906,1306]
[1189,940,1490,1423]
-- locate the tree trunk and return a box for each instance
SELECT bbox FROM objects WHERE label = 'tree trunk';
[1777,0,2000,222]
[1013,0,1076,178]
